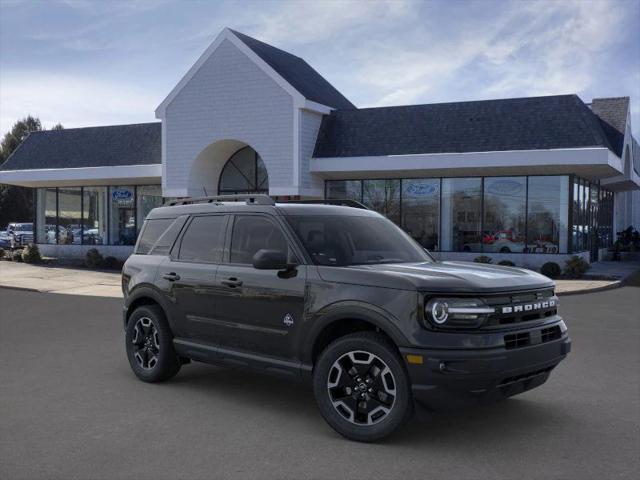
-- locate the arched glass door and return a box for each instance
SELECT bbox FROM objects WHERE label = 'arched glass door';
[218,146,268,194]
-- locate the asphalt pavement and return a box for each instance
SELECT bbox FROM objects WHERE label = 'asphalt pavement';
[1,277,639,480]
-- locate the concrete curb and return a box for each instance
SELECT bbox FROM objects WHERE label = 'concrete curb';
[556,280,622,297]
[0,285,41,294]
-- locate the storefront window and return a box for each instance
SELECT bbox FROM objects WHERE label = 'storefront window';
[441,178,482,252]
[402,179,439,250]
[362,180,400,224]
[109,186,136,245]
[36,188,57,244]
[483,177,526,253]
[527,176,569,254]
[326,180,362,202]
[136,185,163,232]
[57,187,82,245]
[83,187,107,245]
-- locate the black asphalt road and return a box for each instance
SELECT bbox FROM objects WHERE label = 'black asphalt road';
[1,279,639,480]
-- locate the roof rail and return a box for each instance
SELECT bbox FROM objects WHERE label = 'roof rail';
[167,194,275,206]
[279,199,369,209]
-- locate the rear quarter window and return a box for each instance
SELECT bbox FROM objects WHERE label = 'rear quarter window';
[136,217,187,255]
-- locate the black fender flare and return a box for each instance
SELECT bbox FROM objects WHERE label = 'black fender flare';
[300,301,410,365]
[123,284,172,329]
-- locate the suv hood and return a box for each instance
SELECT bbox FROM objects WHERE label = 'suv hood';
[317,261,554,293]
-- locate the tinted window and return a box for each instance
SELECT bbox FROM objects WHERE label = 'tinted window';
[286,215,430,266]
[149,216,187,255]
[178,215,227,263]
[136,218,173,254]
[230,216,288,264]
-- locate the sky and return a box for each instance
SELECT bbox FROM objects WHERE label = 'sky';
[1,0,639,137]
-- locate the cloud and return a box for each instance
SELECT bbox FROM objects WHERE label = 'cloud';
[0,72,157,133]
[249,0,411,46]
[345,0,628,107]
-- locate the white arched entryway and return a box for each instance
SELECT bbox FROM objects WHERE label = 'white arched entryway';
[187,139,269,197]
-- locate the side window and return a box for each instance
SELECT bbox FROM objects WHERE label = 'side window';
[230,216,288,265]
[178,215,227,263]
[136,218,173,255]
[149,216,187,255]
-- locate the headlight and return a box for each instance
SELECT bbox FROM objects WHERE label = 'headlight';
[425,298,494,329]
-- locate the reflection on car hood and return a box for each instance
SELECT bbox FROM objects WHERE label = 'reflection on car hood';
[317,261,553,293]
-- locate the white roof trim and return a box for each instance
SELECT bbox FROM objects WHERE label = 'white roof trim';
[311,147,624,178]
[155,28,333,118]
[0,164,162,188]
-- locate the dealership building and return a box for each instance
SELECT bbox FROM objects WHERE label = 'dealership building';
[1,28,638,266]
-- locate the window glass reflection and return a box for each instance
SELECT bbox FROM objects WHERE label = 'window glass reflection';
[362,180,400,224]
[326,180,362,202]
[441,178,482,252]
[83,187,107,245]
[402,179,439,250]
[36,188,57,244]
[136,185,163,232]
[57,187,82,245]
[527,176,569,254]
[483,177,526,253]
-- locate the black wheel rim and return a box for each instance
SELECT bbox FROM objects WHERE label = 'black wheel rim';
[327,350,396,426]
[131,317,160,370]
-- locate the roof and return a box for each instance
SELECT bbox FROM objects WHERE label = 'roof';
[0,122,161,171]
[229,29,355,110]
[590,97,629,156]
[313,94,617,158]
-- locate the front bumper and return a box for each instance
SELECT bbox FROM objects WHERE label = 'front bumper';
[400,322,571,411]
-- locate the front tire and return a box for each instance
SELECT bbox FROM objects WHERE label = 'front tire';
[313,332,413,442]
[125,305,181,383]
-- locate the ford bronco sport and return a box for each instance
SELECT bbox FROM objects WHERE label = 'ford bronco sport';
[122,194,570,442]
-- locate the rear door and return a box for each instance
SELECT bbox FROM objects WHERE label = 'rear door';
[213,214,307,359]
[157,214,229,343]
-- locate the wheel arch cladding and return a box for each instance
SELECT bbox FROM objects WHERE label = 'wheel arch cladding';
[310,315,405,365]
[125,292,167,327]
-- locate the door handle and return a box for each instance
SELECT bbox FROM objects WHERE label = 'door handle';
[221,278,243,288]
[162,272,181,281]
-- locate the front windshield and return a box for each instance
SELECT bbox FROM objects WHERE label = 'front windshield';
[286,215,432,266]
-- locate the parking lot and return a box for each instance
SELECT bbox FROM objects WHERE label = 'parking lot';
[1,278,639,480]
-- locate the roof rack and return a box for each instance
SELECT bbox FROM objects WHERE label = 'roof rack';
[168,194,275,206]
[279,199,369,209]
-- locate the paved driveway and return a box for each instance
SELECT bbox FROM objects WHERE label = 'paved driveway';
[1,279,639,480]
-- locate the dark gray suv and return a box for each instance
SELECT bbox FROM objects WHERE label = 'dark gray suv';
[122,195,570,442]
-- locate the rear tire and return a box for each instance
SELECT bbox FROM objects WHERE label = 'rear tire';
[125,305,181,383]
[313,332,413,442]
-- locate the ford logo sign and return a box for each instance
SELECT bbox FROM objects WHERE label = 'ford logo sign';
[488,180,523,196]
[405,182,438,197]
[112,189,133,200]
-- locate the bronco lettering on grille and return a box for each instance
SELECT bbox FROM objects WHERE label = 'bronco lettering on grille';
[501,299,556,314]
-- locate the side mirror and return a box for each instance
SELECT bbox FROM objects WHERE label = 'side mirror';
[252,249,290,270]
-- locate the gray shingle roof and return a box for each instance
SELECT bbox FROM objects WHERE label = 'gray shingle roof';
[590,97,629,157]
[230,29,355,110]
[313,95,616,158]
[0,122,161,171]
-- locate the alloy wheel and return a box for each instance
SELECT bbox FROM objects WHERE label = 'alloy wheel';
[327,350,396,425]
[131,317,160,370]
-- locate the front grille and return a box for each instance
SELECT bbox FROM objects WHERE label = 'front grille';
[504,325,562,350]
[483,289,557,327]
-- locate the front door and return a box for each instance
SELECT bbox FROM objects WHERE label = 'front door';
[158,214,229,343]
[213,214,306,360]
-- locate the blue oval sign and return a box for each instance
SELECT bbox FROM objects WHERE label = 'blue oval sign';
[488,179,523,196]
[112,189,133,200]
[405,182,438,197]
